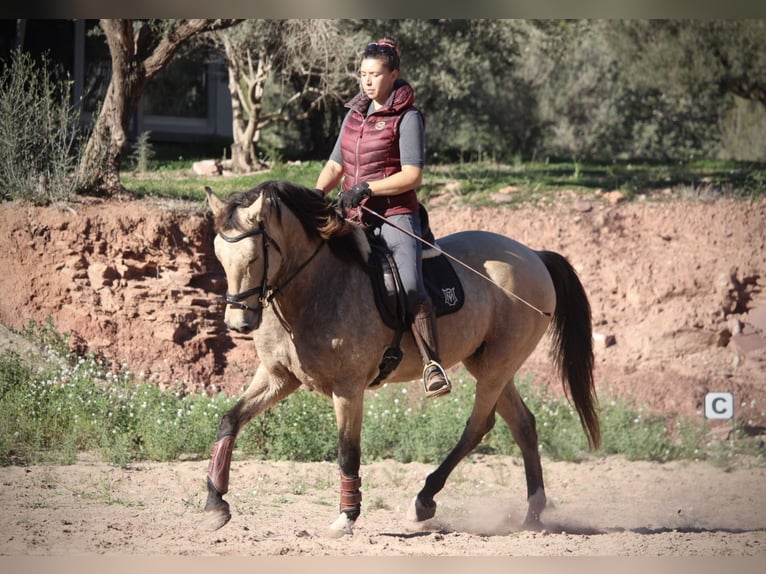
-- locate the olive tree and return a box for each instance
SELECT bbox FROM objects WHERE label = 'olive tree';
[77,19,242,195]
[209,19,358,172]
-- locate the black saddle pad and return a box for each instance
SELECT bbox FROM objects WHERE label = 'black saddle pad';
[423,251,465,316]
[369,240,465,331]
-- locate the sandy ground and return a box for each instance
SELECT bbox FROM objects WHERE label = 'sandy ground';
[1,453,765,557]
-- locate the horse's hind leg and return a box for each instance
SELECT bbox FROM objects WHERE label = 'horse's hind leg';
[496,382,546,529]
[202,365,300,531]
[407,387,501,523]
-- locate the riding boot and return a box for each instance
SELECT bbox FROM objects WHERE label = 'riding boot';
[411,298,451,398]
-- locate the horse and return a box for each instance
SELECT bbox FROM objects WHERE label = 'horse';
[202,179,600,537]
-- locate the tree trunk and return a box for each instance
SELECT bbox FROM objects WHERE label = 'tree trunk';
[77,19,243,196]
[223,40,257,173]
[79,57,145,195]
[222,36,270,174]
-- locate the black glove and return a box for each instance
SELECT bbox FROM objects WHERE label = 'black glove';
[339,182,371,208]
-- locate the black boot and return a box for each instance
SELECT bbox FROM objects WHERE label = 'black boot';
[411,299,451,398]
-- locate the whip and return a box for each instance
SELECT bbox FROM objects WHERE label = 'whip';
[359,205,552,318]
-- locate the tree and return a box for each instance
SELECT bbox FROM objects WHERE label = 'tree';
[78,19,242,196]
[607,20,766,108]
[210,20,357,173]
[596,20,766,160]
[350,19,533,161]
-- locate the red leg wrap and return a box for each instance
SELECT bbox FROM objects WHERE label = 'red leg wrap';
[208,435,235,494]
[339,472,362,513]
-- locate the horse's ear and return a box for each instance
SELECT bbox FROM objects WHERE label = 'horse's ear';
[205,186,225,216]
[243,190,270,225]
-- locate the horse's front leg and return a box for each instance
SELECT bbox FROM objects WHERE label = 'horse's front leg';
[327,390,364,538]
[202,365,299,531]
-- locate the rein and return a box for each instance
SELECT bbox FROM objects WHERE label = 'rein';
[219,220,324,312]
[360,205,553,318]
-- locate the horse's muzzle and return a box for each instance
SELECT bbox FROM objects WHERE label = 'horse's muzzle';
[224,306,262,333]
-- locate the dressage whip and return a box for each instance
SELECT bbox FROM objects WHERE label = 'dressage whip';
[359,205,552,318]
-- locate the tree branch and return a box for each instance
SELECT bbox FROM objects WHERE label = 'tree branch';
[143,19,242,79]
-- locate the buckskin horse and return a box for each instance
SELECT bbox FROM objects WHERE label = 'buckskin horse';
[202,180,600,536]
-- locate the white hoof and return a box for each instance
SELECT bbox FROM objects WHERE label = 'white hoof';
[326,512,355,538]
[406,496,437,522]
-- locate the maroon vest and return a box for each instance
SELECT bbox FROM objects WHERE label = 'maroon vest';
[340,80,420,219]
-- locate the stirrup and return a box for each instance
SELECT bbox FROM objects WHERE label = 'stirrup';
[422,360,451,399]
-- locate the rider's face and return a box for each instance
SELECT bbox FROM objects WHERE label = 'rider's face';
[359,58,399,107]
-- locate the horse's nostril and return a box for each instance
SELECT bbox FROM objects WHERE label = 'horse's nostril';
[227,322,252,334]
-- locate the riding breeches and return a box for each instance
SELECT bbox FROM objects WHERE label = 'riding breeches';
[371,212,427,313]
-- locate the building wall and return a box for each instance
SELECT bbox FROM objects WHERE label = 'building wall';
[1,19,233,144]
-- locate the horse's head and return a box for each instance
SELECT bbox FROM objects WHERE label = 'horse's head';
[207,181,373,333]
[206,185,279,333]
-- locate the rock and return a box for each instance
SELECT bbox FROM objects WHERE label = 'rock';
[748,303,766,333]
[192,159,222,176]
[573,200,593,212]
[604,190,627,205]
[87,261,119,289]
[664,328,719,355]
[593,332,617,350]
[731,332,766,355]
[490,192,514,203]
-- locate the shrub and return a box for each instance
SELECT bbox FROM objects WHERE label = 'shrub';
[0,49,88,204]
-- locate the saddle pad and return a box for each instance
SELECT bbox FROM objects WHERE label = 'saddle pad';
[423,253,464,317]
[369,244,465,331]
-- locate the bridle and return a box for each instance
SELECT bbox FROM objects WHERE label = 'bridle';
[219,221,272,313]
[218,220,324,313]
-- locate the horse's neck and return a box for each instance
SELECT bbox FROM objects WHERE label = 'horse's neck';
[270,241,363,324]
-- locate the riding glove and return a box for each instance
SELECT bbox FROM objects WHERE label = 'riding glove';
[339,182,371,208]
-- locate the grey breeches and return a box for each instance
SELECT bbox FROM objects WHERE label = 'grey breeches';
[372,212,427,313]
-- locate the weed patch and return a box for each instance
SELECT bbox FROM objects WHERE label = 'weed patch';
[2,331,763,468]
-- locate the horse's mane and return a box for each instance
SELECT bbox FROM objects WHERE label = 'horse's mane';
[214,180,371,269]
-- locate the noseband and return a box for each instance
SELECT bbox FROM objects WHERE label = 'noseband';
[219,220,324,313]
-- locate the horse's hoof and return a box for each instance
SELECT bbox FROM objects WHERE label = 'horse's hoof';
[200,508,232,532]
[521,516,544,531]
[522,487,546,530]
[406,496,436,522]
[326,512,354,538]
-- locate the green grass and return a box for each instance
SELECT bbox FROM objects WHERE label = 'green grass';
[2,322,763,467]
[122,161,323,201]
[120,157,766,205]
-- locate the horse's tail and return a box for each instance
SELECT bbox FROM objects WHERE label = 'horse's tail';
[537,250,601,450]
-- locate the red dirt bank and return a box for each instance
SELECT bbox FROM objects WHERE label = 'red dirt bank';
[1,192,765,429]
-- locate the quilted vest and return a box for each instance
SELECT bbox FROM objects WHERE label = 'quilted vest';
[339,79,421,219]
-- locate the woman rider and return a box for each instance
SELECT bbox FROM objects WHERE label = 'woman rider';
[314,38,450,398]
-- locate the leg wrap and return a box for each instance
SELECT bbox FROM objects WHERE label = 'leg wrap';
[339,472,362,514]
[208,435,235,494]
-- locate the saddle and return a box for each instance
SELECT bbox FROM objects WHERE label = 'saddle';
[367,206,464,386]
